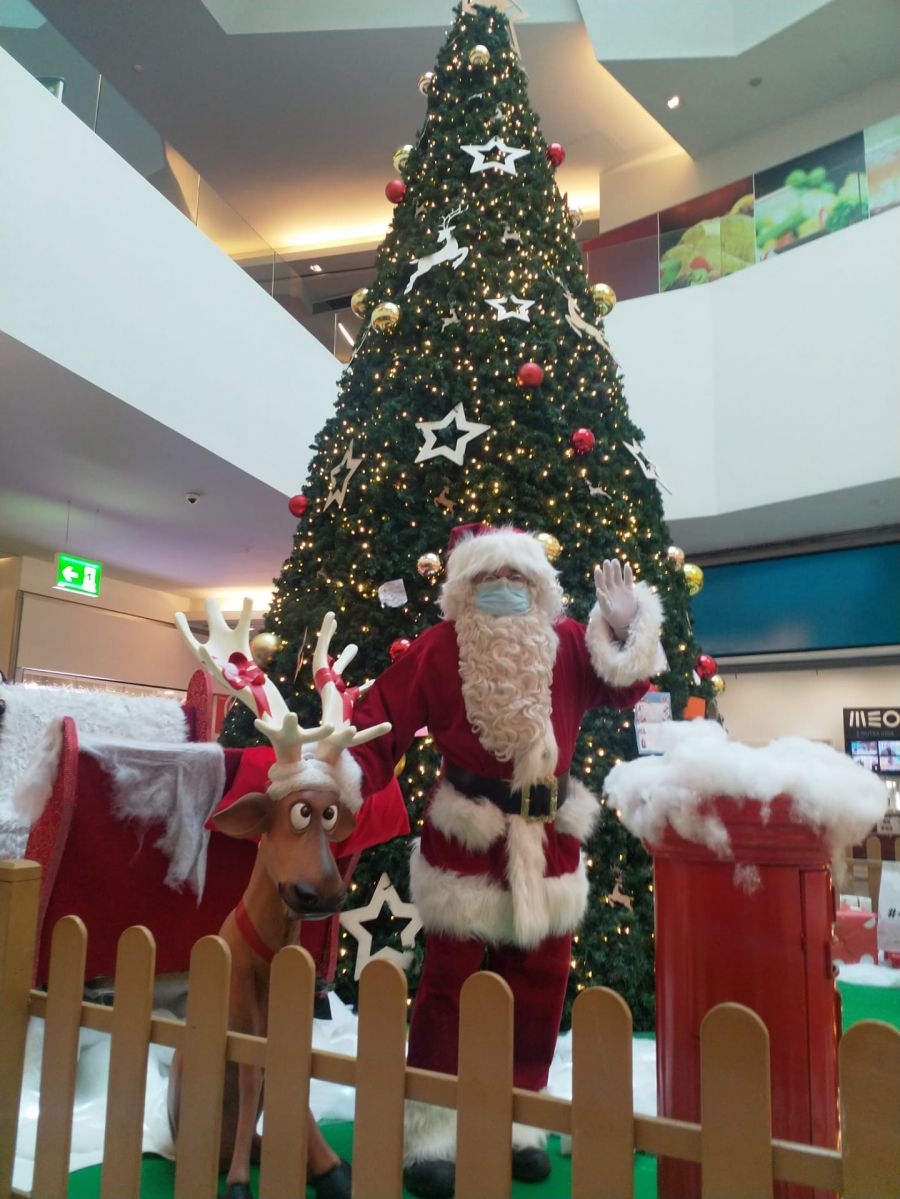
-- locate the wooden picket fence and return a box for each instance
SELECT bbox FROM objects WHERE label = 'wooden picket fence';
[2,859,899,1199]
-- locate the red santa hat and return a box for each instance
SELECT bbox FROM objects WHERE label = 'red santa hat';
[440,523,564,621]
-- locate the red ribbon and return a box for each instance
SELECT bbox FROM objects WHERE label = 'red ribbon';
[314,661,360,722]
[222,652,272,717]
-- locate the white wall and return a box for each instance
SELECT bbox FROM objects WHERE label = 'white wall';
[596,76,900,233]
[0,49,341,497]
[6,556,198,689]
[605,208,900,522]
[717,662,899,749]
[0,557,22,678]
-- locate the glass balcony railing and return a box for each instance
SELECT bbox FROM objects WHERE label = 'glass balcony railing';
[0,0,303,302]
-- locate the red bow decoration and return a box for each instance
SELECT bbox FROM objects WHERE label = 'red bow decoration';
[222,652,272,717]
[315,657,361,722]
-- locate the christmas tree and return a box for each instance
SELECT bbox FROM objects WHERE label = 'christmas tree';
[222,1,716,1030]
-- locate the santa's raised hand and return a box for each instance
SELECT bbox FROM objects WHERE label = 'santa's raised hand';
[594,559,638,643]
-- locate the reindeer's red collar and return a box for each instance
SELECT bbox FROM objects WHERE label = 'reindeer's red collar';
[234,898,276,964]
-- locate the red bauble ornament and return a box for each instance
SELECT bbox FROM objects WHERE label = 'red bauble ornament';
[389,638,412,662]
[288,494,308,518]
[546,143,566,167]
[517,361,544,388]
[570,427,596,455]
[385,179,407,204]
[696,653,718,680]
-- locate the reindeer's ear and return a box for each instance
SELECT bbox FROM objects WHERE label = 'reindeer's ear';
[212,792,272,839]
[331,804,357,843]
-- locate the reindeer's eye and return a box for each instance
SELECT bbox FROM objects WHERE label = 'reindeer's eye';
[321,805,339,832]
[289,803,312,832]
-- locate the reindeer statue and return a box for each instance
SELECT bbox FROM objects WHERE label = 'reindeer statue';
[404,204,469,293]
[167,598,390,1199]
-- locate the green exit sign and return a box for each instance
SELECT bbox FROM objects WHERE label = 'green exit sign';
[55,553,103,597]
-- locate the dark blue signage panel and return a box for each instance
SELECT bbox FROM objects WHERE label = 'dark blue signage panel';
[691,543,900,656]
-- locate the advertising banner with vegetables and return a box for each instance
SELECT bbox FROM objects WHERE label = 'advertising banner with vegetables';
[658,179,754,292]
[754,132,869,259]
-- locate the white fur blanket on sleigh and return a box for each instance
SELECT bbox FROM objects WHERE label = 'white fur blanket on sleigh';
[0,683,208,876]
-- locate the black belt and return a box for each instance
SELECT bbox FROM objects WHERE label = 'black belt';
[443,762,569,822]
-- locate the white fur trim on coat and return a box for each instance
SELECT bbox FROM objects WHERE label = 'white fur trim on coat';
[586,580,664,687]
[266,749,363,813]
[404,1101,457,1166]
[553,778,601,842]
[410,840,590,949]
[403,1101,547,1165]
[428,779,507,851]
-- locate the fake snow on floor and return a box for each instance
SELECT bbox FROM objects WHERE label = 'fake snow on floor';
[12,991,660,1191]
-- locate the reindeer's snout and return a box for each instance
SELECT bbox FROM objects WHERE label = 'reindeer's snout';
[280,880,348,919]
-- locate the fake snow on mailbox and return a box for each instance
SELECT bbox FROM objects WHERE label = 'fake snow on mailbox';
[605,721,886,1199]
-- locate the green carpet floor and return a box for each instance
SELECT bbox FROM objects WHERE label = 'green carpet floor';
[65,981,900,1198]
[66,1134,657,1199]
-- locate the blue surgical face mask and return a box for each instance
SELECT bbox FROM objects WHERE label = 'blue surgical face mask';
[475,579,532,616]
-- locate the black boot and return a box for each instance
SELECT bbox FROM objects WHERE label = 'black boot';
[310,1158,352,1199]
[403,1158,456,1198]
[221,1184,253,1199]
[512,1145,552,1182]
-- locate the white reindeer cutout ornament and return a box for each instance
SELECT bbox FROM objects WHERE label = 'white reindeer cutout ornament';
[404,204,469,294]
[556,278,614,355]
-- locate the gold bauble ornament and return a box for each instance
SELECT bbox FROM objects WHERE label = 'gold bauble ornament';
[568,206,584,229]
[416,552,442,579]
[468,43,490,67]
[417,71,435,95]
[710,674,726,695]
[590,282,617,317]
[682,562,704,595]
[394,754,406,778]
[392,144,413,173]
[350,287,369,318]
[249,631,280,668]
[533,531,563,563]
[667,545,685,567]
[371,301,400,332]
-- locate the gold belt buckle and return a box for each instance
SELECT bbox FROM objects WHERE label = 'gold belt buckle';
[519,777,558,823]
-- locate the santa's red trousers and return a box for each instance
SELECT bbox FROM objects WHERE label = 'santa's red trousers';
[406,931,572,1090]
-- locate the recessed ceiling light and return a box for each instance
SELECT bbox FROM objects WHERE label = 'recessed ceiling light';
[133,63,144,72]
[666,94,681,110]
[309,263,323,273]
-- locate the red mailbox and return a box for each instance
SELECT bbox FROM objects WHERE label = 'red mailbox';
[649,795,840,1199]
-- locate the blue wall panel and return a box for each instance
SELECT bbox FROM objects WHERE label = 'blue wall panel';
[690,543,900,656]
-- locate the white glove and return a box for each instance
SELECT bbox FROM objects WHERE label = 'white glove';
[594,559,637,643]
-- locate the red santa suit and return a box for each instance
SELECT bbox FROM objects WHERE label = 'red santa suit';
[350,526,663,1165]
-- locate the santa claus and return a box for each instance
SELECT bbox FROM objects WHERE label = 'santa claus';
[350,523,663,1198]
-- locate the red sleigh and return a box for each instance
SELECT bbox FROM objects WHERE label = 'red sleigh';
[22,669,407,987]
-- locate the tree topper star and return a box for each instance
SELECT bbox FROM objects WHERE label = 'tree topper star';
[485,294,533,323]
[461,135,529,176]
[415,402,491,466]
[339,872,423,981]
[622,438,672,495]
[322,439,362,511]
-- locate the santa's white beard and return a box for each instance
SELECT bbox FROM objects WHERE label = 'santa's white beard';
[455,596,559,789]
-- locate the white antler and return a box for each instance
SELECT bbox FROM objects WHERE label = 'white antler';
[312,611,391,765]
[175,598,333,765]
